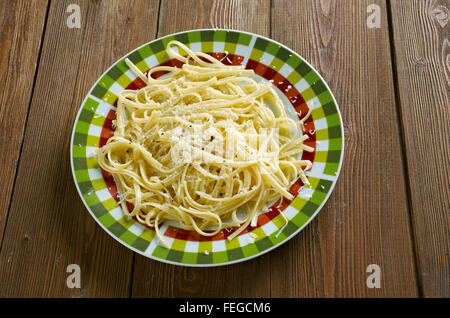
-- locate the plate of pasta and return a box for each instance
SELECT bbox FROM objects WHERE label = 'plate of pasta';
[70,29,344,266]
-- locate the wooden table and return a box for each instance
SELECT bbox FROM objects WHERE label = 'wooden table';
[0,0,448,298]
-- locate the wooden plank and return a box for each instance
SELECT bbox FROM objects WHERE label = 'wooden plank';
[0,0,160,297]
[0,0,49,243]
[269,0,418,297]
[131,0,272,298]
[389,0,449,297]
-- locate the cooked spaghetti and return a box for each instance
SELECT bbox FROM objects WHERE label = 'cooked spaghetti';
[97,41,313,246]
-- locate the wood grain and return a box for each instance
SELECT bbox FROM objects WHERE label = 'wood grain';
[131,0,272,298]
[0,0,48,244]
[389,0,449,298]
[0,0,160,297]
[269,0,418,297]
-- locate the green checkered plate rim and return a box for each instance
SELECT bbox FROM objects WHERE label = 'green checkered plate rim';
[70,29,344,267]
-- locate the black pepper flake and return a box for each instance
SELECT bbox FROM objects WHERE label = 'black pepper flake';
[210,136,215,141]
